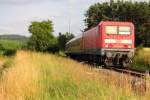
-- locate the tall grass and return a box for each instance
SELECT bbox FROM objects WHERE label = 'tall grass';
[134,48,150,65]
[0,51,149,100]
[133,48,150,71]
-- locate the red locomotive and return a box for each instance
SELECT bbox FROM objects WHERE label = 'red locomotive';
[65,21,135,67]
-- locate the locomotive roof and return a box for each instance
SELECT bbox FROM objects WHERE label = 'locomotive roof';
[98,21,134,26]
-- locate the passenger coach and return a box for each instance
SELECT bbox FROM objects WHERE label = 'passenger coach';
[65,21,135,67]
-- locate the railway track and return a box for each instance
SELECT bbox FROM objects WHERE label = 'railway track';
[81,61,149,79]
[102,66,147,78]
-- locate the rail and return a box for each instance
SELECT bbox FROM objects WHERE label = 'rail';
[103,66,147,78]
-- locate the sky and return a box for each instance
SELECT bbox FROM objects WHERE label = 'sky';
[0,0,148,36]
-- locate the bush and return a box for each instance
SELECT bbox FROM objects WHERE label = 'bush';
[47,44,59,53]
[3,49,17,56]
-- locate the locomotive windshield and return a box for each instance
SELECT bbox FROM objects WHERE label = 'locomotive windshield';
[105,26,131,35]
[105,26,117,34]
[119,26,131,35]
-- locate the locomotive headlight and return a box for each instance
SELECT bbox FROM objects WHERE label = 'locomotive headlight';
[105,44,108,48]
[106,52,112,58]
[128,45,132,48]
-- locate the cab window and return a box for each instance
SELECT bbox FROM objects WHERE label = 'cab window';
[105,26,117,34]
[105,26,131,35]
[119,26,131,35]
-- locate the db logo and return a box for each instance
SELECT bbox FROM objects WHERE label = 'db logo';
[116,40,121,43]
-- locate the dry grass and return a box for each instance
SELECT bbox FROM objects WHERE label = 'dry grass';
[132,48,150,71]
[0,51,40,100]
[0,51,149,100]
[134,48,150,66]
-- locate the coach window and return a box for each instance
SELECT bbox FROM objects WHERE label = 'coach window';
[105,26,117,34]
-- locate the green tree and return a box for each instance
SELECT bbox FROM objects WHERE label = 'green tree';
[28,20,55,52]
[85,1,150,46]
[58,32,74,50]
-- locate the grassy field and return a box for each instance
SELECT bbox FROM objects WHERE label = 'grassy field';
[0,51,149,100]
[0,39,25,56]
[0,39,23,49]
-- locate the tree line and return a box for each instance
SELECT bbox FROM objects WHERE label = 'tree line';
[27,1,150,53]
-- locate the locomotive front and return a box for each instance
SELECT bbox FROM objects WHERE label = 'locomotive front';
[101,22,135,67]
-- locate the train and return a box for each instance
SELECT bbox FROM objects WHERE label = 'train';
[65,21,135,67]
